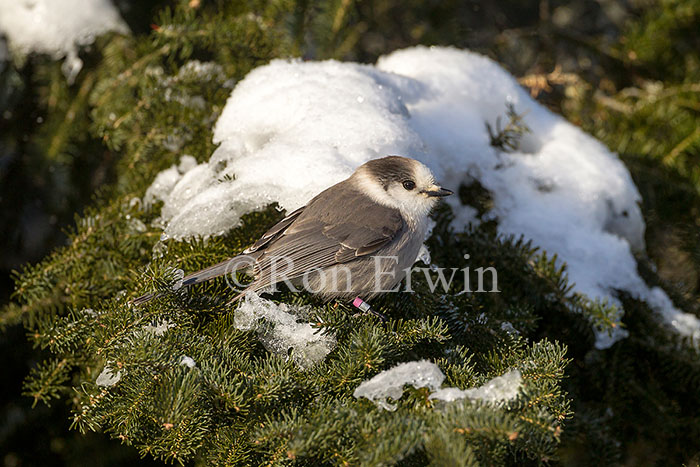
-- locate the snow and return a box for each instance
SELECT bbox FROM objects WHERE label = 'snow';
[148,60,230,113]
[430,369,522,404]
[143,320,175,337]
[234,292,336,369]
[146,46,700,346]
[353,361,521,410]
[81,308,98,318]
[646,286,700,341]
[180,356,196,368]
[415,218,437,265]
[0,0,128,82]
[96,364,121,387]
[415,244,432,266]
[171,268,185,290]
[500,321,519,335]
[353,360,445,411]
[144,155,199,209]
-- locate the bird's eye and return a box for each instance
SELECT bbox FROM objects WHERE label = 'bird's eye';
[402,180,416,191]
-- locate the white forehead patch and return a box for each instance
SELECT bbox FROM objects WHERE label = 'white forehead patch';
[411,160,436,186]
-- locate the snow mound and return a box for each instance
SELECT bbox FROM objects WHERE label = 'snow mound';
[353,360,445,411]
[0,0,128,82]
[147,46,700,347]
[234,292,335,369]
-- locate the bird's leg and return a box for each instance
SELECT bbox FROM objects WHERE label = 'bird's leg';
[352,296,387,321]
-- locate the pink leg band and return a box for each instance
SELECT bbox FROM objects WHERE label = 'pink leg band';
[353,296,371,313]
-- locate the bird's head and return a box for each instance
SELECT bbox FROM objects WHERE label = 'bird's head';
[353,156,453,226]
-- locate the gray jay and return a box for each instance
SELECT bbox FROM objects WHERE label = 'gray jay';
[133,156,452,306]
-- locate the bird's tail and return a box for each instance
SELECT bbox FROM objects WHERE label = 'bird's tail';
[131,252,261,305]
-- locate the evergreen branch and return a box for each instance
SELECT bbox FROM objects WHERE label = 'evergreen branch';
[487,103,531,153]
[93,44,171,108]
[663,126,700,166]
[47,71,96,160]
[23,358,71,407]
[331,0,354,34]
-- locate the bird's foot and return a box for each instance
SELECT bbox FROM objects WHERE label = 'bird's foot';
[351,296,387,321]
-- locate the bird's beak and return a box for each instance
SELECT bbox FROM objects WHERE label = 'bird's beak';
[422,186,453,198]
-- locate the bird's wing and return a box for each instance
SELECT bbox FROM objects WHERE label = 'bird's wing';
[250,183,405,286]
[323,220,403,263]
[245,206,306,253]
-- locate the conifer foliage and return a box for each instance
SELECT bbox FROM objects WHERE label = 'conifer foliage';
[2,0,700,465]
